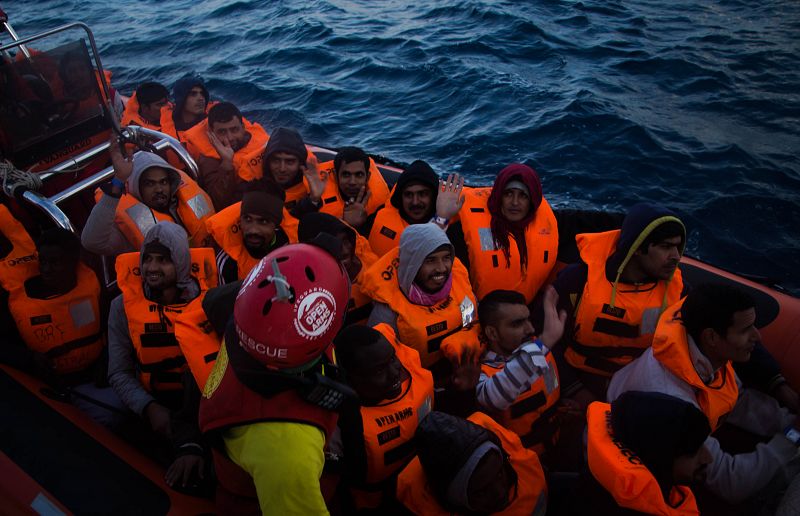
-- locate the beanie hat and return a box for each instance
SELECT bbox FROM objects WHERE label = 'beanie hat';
[240,190,284,226]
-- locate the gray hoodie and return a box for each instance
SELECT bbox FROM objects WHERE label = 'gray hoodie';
[107,221,198,415]
[368,223,454,328]
[81,152,182,256]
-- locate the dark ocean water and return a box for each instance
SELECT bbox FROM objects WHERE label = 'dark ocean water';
[9,0,800,294]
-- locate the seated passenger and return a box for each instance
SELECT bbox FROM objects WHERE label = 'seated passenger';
[582,391,712,515]
[318,146,390,232]
[366,161,463,256]
[185,102,268,210]
[200,242,351,515]
[82,137,215,255]
[334,324,434,511]
[108,222,216,489]
[298,212,377,325]
[396,411,547,515]
[362,223,477,385]
[207,179,290,284]
[470,288,567,455]
[121,82,170,131]
[448,163,558,303]
[608,283,799,504]
[161,74,213,141]
[553,202,687,400]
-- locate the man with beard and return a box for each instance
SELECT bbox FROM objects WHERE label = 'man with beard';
[169,75,212,138]
[82,135,215,255]
[207,179,290,284]
[186,102,268,210]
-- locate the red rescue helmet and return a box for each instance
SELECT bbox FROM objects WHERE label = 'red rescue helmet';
[234,243,350,370]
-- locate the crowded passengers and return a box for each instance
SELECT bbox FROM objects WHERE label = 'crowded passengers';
[2,73,800,516]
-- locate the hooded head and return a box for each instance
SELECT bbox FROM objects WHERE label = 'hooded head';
[140,221,199,302]
[611,391,712,493]
[398,223,454,297]
[298,212,360,281]
[416,412,517,514]
[390,160,439,223]
[172,74,209,127]
[126,152,182,212]
[261,127,308,189]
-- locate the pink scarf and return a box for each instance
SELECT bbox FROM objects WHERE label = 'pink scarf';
[408,274,453,306]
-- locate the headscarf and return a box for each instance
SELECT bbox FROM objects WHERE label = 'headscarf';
[487,164,542,270]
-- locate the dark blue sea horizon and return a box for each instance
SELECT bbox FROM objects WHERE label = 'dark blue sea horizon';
[9,0,800,294]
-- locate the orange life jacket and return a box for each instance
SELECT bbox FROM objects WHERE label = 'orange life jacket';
[347,231,379,326]
[96,171,215,250]
[396,412,547,516]
[115,248,217,393]
[237,148,320,208]
[367,202,408,257]
[199,341,339,515]
[159,100,219,144]
[586,402,699,515]
[360,248,477,372]
[459,188,558,303]
[205,201,298,280]
[121,91,168,131]
[565,230,684,377]
[480,346,561,452]
[347,324,434,508]
[183,118,269,181]
[317,158,391,218]
[0,204,38,291]
[8,263,103,374]
[651,300,739,431]
[174,306,221,390]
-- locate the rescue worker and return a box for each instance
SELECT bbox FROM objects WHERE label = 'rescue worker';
[298,212,377,325]
[582,391,712,515]
[121,81,169,130]
[551,202,687,401]
[366,160,464,256]
[317,146,390,232]
[108,221,217,490]
[607,283,800,505]
[334,324,434,510]
[448,163,558,303]
[185,102,269,210]
[207,179,290,284]
[199,241,352,515]
[362,223,478,386]
[396,411,547,515]
[469,288,569,456]
[82,136,215,255]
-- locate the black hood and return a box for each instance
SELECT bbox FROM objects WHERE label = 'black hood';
[389,160,438,220]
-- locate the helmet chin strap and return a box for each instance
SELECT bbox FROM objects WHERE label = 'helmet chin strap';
[268,258,294,303]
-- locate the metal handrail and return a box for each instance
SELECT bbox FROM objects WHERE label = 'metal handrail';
[21,190,76,232]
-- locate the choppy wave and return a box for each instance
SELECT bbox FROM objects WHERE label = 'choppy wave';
[9,0,800,293]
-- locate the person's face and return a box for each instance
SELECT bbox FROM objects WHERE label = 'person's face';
[635,236,683,280]
[500,188,532,223]
[711,307,760,363]
[38,244,78,291]
[141,251,177,291]
[140,97,168,124]
[414,247,453,294]
[338,160,369,201]
[211,117,247,152]
[466,449,512,513]
[401,184,433,223]
[183,86,207,117]
[139,167,173,212]
[347,338,405,404]
[338,232,362,282]
[240,212,276,258]
[484,303,536,356]
[269,152,302,188]
[672,443,712,485]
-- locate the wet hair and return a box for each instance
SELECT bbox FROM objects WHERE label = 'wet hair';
[208,101,243,127]
[681,283,756,342]
[333,147,370,176]
[638,221,685,254]
[135,82,169,106]
[334,325,388,375]
[478,289,527,328]
[35,227,81,259]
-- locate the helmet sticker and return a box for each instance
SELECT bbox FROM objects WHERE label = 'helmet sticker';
[238,257,265,299]
[294,287,337,339]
